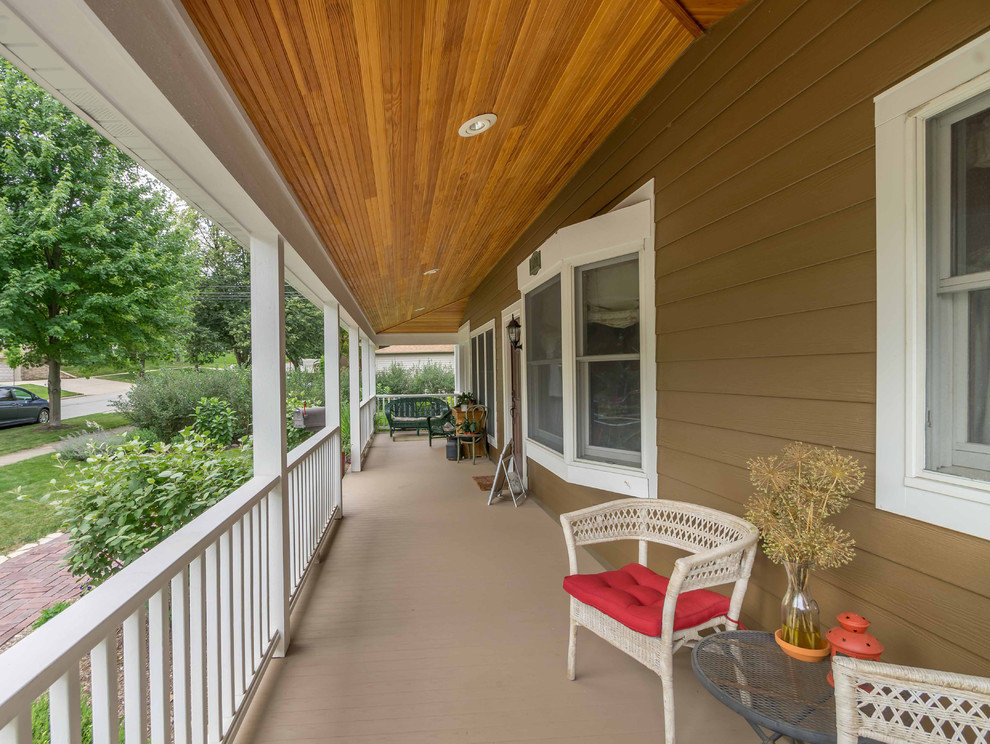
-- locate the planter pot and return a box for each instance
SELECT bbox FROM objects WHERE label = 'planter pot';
[774,629,830,663]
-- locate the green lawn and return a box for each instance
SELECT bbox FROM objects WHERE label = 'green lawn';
[15,383,80,398]
[0,412,130,456]
[0,454,72,553]
[65,352,240,381]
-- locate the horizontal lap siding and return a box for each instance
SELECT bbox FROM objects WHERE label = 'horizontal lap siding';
[465,0,990,676]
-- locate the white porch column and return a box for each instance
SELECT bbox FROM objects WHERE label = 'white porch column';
[324,305,343,517]
[249,234,290,657]
[323,304,341,431]
[364,336,375,399]
[348,324,361,472]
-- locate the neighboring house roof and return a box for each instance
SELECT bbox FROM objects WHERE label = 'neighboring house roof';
[376,345,454,355]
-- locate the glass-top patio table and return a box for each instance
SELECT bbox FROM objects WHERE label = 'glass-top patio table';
[691,630,880,744]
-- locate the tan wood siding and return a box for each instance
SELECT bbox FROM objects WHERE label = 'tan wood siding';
[465,0,990,676]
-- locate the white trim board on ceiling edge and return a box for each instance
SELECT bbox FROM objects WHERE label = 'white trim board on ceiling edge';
[376,333,461,345]
[0,0,377,341]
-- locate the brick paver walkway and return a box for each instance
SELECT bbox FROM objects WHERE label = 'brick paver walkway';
[0,535,80,646]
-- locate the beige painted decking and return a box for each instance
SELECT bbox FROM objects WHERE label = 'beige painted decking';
[234,435,752,743]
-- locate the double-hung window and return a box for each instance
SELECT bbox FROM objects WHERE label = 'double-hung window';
[517,191,655,498]
[575,255,641,466]
[526,276,564,453]
[875,30,990,540]
[927,91,990,480]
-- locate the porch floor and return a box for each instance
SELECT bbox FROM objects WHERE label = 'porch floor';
[234,434,753,743]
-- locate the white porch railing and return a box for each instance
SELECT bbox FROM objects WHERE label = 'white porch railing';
[359,395,377,455]
[287,426,340,606]
[375,393,458,431]
[0,426,341,744]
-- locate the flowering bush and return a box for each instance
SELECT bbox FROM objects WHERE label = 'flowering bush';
[45,430,252,584]
[745,442,863,569]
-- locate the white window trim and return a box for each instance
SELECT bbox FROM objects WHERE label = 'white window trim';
[875,29,990,540]
[517,184,657,498]
[469,319,498,447]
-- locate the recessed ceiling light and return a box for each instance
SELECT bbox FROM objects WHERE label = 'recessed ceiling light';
[423,268,439,275]
[415,307,425,312]
[458,113,497,138]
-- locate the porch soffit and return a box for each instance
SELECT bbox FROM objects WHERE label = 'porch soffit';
[181,0,746,333]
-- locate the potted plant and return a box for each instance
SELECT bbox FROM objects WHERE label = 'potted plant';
[456,392,476,411]
[745,442,864,660]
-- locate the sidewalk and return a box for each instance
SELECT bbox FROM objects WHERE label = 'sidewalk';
[0,534,80,648]
[0,425,133,467]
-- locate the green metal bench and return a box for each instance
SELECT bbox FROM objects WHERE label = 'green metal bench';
[385,396,451,440]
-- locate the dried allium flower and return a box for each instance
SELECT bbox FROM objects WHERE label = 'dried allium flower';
[745,442,862,569]
[748,455,792,493]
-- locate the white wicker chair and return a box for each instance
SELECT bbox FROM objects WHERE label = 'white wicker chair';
[832,655,990,744]
[560,498,759,744]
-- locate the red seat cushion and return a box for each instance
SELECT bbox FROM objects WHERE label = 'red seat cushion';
[562,563,730,637]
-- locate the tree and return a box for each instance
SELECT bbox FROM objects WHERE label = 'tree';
[284,295,323,368]
[187,222,251,366]
[0,60,197,424]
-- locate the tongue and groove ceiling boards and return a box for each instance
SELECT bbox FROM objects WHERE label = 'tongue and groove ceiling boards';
[182,0,745,333]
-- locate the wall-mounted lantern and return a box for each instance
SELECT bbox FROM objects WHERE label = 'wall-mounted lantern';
[507,317,522,350]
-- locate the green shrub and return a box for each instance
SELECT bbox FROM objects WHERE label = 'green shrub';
[32,601,71,629]
[193,397,237,446]
[411,361,455,394]
[286,369,324,405]
[114,368,251,442]
[375,363,412,395]
[375,361,453,395]
[341,402,351,458]
[130,428,159,446]
[46,430,252,584]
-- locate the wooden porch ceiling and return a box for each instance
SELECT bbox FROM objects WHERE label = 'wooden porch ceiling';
[182,0,745,333]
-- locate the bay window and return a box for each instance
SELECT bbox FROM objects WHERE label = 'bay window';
[517,192,655,498]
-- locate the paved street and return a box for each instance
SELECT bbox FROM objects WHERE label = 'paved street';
[60,391,126,417]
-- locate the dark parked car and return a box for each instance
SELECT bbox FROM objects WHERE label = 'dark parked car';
[0,386,50,427]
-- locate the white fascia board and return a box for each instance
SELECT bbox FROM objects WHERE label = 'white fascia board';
[0,0,376,340]
[376,333,460,345]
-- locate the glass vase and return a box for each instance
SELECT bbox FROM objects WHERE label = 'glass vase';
[780,561,822,649]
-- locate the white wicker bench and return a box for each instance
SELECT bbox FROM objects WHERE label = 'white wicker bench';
[560,498,758,744]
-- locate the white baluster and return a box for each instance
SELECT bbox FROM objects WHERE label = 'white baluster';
[123,606,148,744]
[218,531,234,725]
[90,633,118,744]
[171,570,191,744]
[50,663,82,744]
[204,543,222,743]
[231,519,244,700]
[148,587,171,744]
[242,511,254,677]
[0,708,31,744]
[188,556,207,744]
